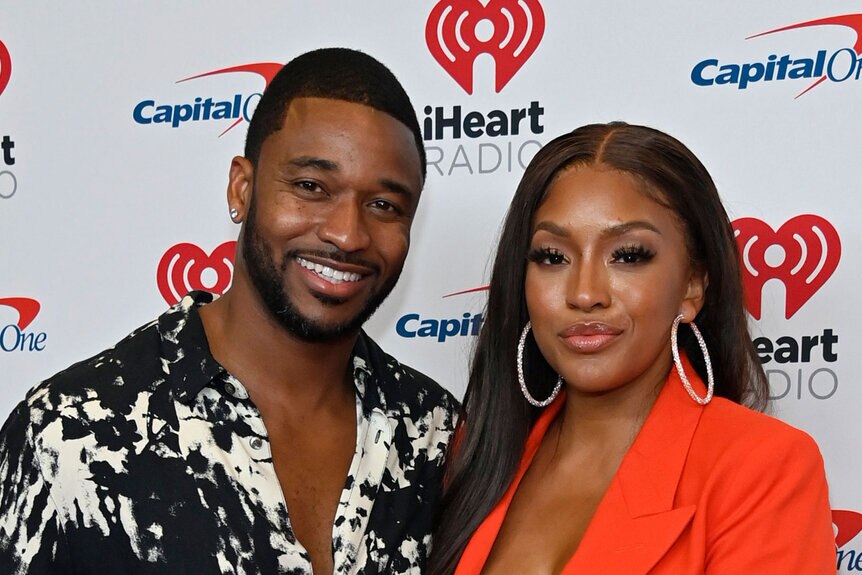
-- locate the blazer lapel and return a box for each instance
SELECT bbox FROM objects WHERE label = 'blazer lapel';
[564,358,706,575]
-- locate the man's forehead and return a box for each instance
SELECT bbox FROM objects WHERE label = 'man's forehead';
[262,98,422,181]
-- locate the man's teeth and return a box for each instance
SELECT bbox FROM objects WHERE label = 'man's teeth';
[296,257,362,284]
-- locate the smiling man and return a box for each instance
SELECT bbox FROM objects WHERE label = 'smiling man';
[0,48,458,575]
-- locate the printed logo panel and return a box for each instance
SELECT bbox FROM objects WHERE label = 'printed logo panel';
[157,241,236,305]
[733,215,840,319]
[426,0,545,93]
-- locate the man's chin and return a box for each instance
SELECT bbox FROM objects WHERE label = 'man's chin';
[277,313,364,343]
[309,291,349,307]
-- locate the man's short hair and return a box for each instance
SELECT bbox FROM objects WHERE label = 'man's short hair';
[244,47,426,181]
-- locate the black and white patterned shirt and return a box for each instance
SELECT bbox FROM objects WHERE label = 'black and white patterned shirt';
[0,292,458,574]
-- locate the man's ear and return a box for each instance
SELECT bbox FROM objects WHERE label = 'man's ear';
[227,156,254,222]
[680,267,708,322]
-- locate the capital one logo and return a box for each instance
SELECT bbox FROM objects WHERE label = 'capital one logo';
[157,242,236,305]
[426,0,545,94]
[0,39,11,97]
[692,13,862,97]
[0,297,46,352]
[733,215,840,319]
[749,14,862,98]
[133,63,282,137]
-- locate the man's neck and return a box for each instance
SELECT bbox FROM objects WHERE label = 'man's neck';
[197,284,358,411]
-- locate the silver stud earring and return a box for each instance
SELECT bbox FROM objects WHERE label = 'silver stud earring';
[671,314,714,405]
[229,207,239,221]
[517,321,563,407]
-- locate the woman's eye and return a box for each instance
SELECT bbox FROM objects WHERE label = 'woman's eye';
[611,245,655,264]
[528,247,567,265]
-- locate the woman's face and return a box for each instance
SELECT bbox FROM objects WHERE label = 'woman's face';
[525,164,706,398]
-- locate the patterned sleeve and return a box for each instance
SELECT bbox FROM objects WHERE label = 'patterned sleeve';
[0,401,70,574]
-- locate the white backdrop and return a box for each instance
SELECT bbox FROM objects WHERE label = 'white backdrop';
[1,1,860,569]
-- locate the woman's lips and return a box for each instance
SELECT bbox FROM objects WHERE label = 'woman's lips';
[559,322,622,353]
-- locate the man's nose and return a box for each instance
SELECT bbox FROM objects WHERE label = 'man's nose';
[316,197,371,253]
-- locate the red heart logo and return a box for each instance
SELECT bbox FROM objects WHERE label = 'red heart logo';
[156,241,236,305]
[834,509,862,548]
[0,40,11,97]
[426,0,545,94]
[733,215,840,319]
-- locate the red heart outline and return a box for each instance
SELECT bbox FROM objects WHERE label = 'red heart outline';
[156,241,236,305]
[426,0,545,93]
[733,215,840,319]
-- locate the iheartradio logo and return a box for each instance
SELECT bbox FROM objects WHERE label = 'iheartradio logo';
[426,0,545,94]
[733,215,840,320]
[0,39,11,97]
[157,241,236,305]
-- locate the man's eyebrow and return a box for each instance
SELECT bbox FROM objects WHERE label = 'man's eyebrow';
[379,178,418,200]
[282,156,339,171]
[532,220,662,238]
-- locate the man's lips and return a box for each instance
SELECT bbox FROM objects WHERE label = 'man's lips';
[559,322,622,353]
[293,256,375,300]
[295,256,369,284]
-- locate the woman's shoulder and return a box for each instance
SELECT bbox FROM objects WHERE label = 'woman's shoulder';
[700,397,816,444]
[687,396,825,479]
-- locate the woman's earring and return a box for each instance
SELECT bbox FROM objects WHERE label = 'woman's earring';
[517,321,563,407]
[229,207,239,222]
[671,314,714,405]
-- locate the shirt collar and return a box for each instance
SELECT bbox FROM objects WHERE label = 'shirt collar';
[158,290,390,413]
[349,331,390,416]
[157,291,224,404]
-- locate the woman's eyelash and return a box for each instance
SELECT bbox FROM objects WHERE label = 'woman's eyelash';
[612,244,655,263]
[527,247,566,264]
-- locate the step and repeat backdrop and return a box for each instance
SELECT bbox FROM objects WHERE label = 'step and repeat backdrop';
[1,1,860,569]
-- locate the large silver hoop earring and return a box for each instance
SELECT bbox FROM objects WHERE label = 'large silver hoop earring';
[517,321,563,407]
[671,314,714,405]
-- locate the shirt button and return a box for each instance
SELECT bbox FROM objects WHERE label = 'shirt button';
[224,382,236,396]
[249,437,263,450]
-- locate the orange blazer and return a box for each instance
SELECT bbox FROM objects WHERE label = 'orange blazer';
[454,360,836,574]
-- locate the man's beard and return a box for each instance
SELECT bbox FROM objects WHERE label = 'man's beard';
[241,193,402,342]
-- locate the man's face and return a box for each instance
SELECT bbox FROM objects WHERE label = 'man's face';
[238,97,423,342]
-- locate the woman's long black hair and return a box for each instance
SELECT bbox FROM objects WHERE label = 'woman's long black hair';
[429,123,769,575]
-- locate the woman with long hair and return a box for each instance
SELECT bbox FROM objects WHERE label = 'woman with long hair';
[430,122,835,574]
